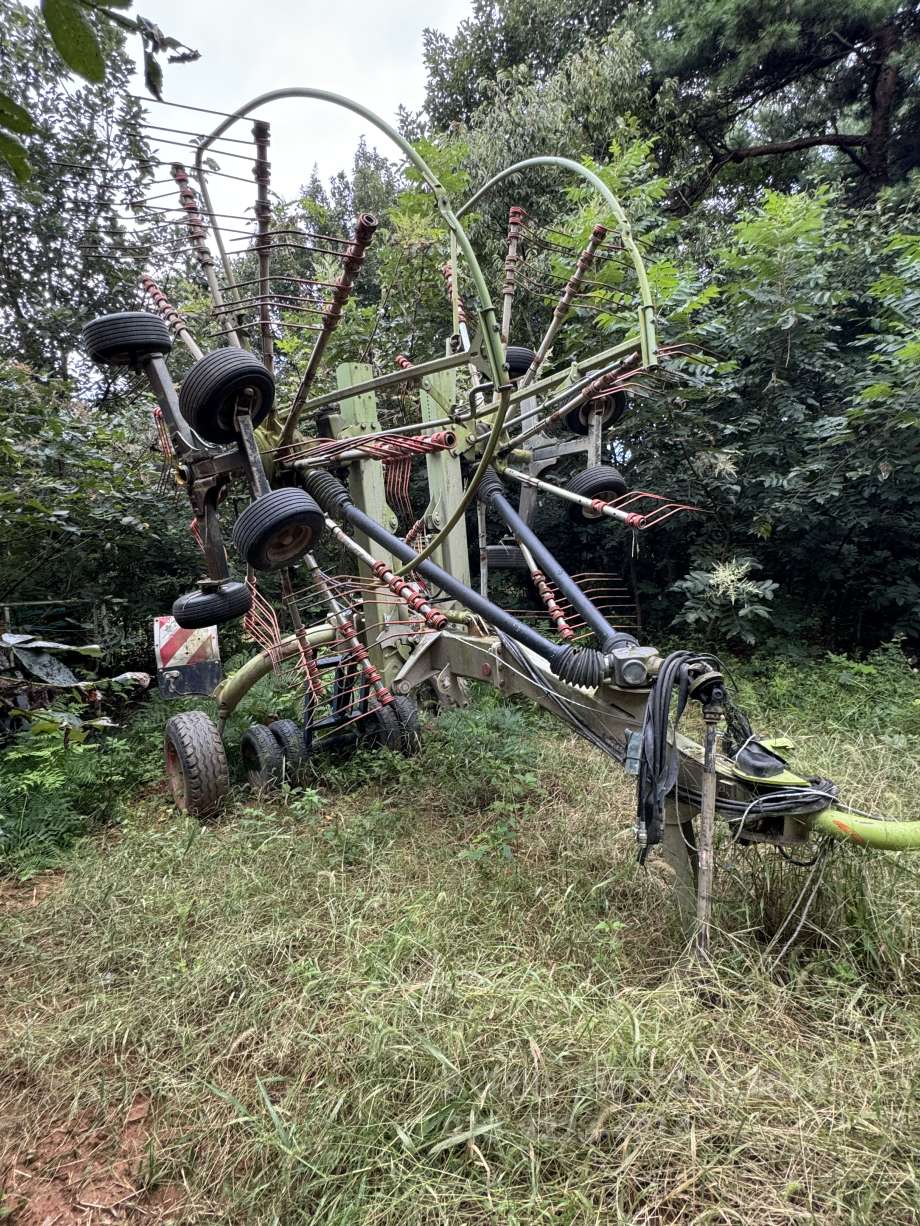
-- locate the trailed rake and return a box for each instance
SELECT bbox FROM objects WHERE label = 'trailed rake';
[80,86,920,950]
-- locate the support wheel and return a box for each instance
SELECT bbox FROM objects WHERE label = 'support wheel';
[485,544,528,571]
[564,389,627,435]
[564,465,628,522]
[83,312,172,367]
[232,488,325,571]
[179,348,275,444]
[390,695,421,755]
[360,702,403,751]
[164,710,229,817]
[505,345,535,379]
[268,718,306,775]
[172,581,252,629]
[240,723,284,788]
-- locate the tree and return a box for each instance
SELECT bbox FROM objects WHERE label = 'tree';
[0,2,164,377]
[0,0,197,181]
[643,0,920,202]
[422,0,920,207]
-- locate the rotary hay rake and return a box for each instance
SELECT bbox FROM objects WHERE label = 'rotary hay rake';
[81,87,920,945]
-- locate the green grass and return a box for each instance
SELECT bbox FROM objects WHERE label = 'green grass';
[2,653,920,1222]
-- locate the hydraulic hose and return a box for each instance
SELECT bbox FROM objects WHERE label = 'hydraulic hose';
[475,468,636,654]
[301,469,608,687]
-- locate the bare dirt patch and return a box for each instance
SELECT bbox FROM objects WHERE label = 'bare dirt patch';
[3,1097,184,1224]
[0,874,61,916]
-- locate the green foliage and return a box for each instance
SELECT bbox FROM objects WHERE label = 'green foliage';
[424,0,919,204]
[0,0,197,180]
[41,0,105,83]
[0,696,166,873]
[0,358,199,653]
[672,557,778,646]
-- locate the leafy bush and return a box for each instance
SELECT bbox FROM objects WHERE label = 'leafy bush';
[0,699,170,875]
[672,556,778,646]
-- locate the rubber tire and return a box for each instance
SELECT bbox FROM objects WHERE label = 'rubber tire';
[232,488,325,572]
[505,345,535,379]
[564,465,629,523]
[361,702,403,751]
[240,723,284,788]
[164,711,229,818]
[564,389,628,435]
[390,695,421,756]
[268,719,305,773]
[485,544,528,571]
[179,348,275,444]
[83,312,172,367]
[172,581,252,629]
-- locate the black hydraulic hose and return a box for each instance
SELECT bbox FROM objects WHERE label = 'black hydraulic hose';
[476,468,637,654]
[301,469,608,685]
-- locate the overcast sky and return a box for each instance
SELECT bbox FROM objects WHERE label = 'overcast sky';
[127,0,471,215]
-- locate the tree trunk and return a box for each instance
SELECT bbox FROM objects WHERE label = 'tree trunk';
[865,25,899,183]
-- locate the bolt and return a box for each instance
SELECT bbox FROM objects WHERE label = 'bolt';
[480,663,492,678]
[395,679,411,695]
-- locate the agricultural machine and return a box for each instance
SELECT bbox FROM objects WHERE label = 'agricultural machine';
[82,88,919,940]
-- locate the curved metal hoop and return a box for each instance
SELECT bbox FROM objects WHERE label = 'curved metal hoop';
[191,86,511,574]
[459,156,658,367]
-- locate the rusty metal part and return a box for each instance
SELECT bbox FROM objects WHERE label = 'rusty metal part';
[243,570,284,669]
[500,205,525,344]
[252,119,274,374]
[519,225,607,389]
[441,261,467,326]
[516,539,575,641]
[323,517,446,631]
[503,465,702,532]
[171,162,242,347]
[141,276,203,359]
[280,213,379,446]
[510,353,643,450]
[304,552,392,706]
[280,569,325,700]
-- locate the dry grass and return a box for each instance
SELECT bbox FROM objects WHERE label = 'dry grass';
[2,682,920,1223]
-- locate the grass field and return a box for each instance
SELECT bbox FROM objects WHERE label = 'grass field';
[2,649,920,1223]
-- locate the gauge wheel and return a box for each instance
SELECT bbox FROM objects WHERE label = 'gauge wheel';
[505,345,535,379]
[390,695,421,755]
[564,465,629,522]
[269,718,306,775]
[360,701,404,751]
[179,348,275,444]
[164,710,229,817]
[564,388,628,435]
[83,311,172,367]
[172,581,252,629]
[240,723,284,788]
[231,488,325,571]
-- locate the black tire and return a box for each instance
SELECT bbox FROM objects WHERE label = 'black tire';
[360,702,403,751]
[269,719,306,773]
[564,389,628,435]
[172,581,252,629]
[564,465,629,522]
[164,710,229,817]
[232,488,325,571]
[485,544,528,571]
[390,695,421,755]
[240,723,284,788]
[179,348,275,444]
[83,312,172,367]
[505,345,535,379]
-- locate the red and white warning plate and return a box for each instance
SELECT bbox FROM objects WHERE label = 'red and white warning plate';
[153,616,222,697]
